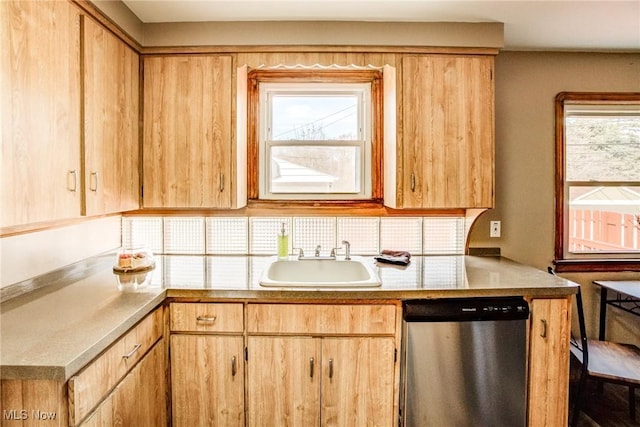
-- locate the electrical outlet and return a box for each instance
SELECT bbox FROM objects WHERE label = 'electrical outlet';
[490,221,501,238]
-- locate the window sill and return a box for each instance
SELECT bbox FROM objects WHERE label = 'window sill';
[553,259,640,273]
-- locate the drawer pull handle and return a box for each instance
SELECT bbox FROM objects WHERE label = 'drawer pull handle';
[68,170,77,192]
[411,173,416,192]
[309,357,314,378]
[219,173,225,192]
[122,343,141,359]
[328,358,334,379]
[196,315,217,323]
[89,171,98,192]
[231,356,237,377]
[540,319,547,338]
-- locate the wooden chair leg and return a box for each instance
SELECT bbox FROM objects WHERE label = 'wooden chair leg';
[630,386,637,421]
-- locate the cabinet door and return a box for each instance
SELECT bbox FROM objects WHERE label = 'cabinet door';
[527,298,571,427]
[171,335,244,427]
[81,338,166,427]
[247,336,321,427]
[321,337,396,427]
[143,55,232,208]
[402,55,494,208]
[1,0,81,227]
[83,17,140,216]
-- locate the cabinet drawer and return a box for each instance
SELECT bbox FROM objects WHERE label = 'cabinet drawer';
[247,304,397,335]
[170,303,244,333]
[68,306,163,426]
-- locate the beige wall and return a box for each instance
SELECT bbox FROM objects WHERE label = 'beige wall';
[89,0,144,43]
[0,216,121,288]
[142,21,503,48]
[468,51,640,344]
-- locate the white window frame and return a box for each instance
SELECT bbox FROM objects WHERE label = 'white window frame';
[258,82,372,200]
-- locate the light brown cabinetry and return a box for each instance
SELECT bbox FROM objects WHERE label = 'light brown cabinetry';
[143,55,234,208]
[1,1,140,229]
[82,16,140,216]
[68,307,164,425]
[0,307,165,427]
[1,0,81,227]
[246,303,399,427]
[388,54,494,209]
[169,303,245,427]
[80,338,166,427]
[527,297,572,427]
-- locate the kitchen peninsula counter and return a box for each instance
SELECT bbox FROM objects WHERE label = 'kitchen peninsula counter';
[1,254,578,381]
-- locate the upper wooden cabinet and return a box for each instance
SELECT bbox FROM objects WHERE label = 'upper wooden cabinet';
[82,17,140,216]
[387,54,495,209]
[1,0,81,227]
[143,55,236,208]
[1,2,141,229]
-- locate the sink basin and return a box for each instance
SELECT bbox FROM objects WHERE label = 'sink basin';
[259,257,381,288]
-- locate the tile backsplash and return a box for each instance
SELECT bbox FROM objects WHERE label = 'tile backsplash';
[122,216,465,256]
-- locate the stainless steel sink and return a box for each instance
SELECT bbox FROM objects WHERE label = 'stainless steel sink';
[259,257,381,288]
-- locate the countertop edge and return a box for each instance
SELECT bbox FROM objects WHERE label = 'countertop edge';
[1,255,579,381]
[0,291,167,382]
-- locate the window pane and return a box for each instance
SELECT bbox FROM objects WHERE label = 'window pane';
[568,186,640,253]
[270,145,360,194]
[565,116,640,181]
[271,95,359,141]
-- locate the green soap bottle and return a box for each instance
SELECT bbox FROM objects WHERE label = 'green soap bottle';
[277,222,289,259]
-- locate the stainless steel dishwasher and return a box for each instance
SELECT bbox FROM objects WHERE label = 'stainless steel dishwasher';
[401,297,529,427]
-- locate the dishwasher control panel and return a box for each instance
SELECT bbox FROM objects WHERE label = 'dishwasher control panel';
[403,297,530,322]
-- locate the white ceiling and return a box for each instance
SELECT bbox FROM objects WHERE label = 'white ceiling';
[121,0,640,50]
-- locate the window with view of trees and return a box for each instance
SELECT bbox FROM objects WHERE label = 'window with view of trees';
[247,69,382,203]
[555,92,640,271]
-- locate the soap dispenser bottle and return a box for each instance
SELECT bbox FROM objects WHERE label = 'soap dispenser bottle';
[277,222,289,259]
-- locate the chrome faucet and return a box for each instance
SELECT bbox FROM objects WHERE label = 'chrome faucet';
[342,240,351,260]
[315,245,321,257]
[330,240,351,260]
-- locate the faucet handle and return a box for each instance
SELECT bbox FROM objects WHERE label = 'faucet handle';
[330,247,341,257]
[314,245,321,257]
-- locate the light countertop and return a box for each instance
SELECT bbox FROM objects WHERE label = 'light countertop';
[1,254,578,381]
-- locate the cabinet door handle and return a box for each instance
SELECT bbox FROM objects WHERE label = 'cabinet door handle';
[231,356,237,377]
[411,173,416,192]
[68,170,77,192]
[90,171,98,192]
[122,343,141,360]
[540,319,547,338]
[196,315,217,323]
[309,357,314,378]
[219,173,225,192]
[328,358,334,379]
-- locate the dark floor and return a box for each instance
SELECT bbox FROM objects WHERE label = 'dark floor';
[570,361,640,427]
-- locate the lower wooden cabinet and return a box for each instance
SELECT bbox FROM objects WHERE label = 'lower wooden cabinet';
[321,337,396,426]
[246,303,400,427]
[80,338,166,427]
[527,297,572,427]
[169,302,245,427]
[170,335,245,426]
[246,335,396,427]
[247,336,321,426]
